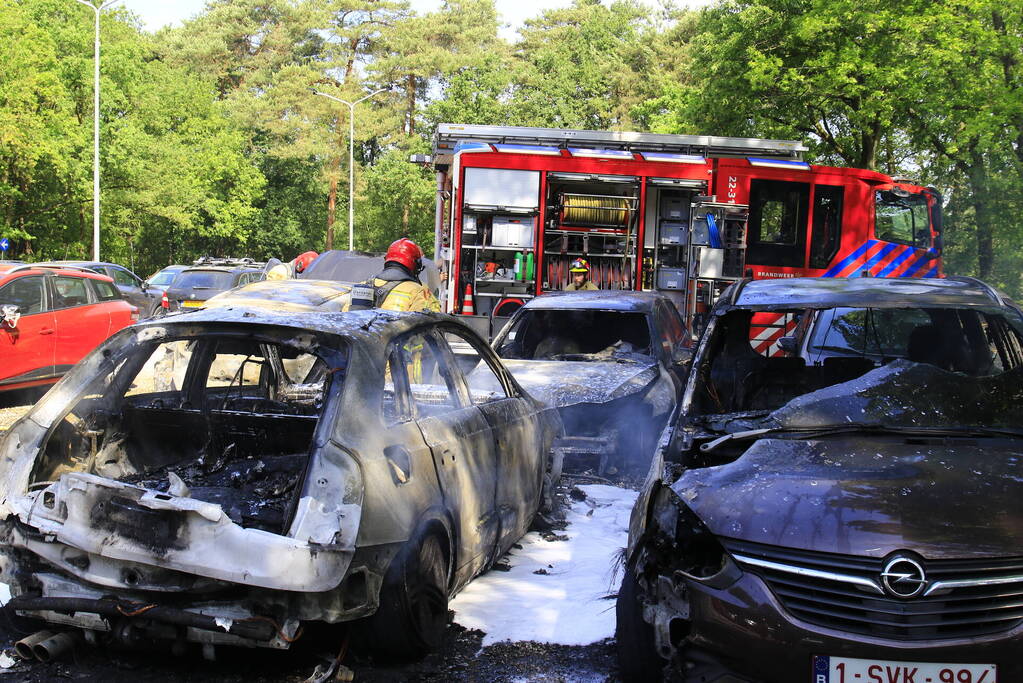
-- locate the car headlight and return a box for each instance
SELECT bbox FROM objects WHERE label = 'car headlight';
[647,487,742,590]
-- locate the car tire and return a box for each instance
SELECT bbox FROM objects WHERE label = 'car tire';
[148,304,165,319]
[367,533,449,660]
[616,565,667,682]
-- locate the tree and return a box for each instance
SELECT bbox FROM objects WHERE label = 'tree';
[508,0,657,130]
[686,0,935,170]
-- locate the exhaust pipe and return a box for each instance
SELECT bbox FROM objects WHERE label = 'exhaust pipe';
[14,631,54,660]
[32,632,78,662]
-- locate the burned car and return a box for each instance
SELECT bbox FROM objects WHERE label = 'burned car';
[618,276,1023,682]
[492,291,690,473]
[0,308,560,659]
[203,279,353,313]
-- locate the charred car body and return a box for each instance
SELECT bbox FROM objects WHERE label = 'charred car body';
[0,308,560,658]
[492,291,690,473]
[618,276,1023,682]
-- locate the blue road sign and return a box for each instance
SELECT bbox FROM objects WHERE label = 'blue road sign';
[0,238,8,252]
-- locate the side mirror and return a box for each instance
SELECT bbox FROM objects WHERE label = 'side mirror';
[141,280,150,291]
[777,336,798,355]
[1,304,20,329]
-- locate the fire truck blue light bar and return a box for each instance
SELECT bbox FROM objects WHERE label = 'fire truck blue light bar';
[640,152,706,164]
[454,141,493,153]
[493,144,563,156]
[748,157,811,170]
[567,148,635,159]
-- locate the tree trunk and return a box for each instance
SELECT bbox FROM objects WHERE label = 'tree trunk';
[966,155,993,280]
[401,202,410,235]
[858,120,881,171]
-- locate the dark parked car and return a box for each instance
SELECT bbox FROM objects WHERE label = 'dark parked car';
[37,261,158,317]
[161,258,265,313]
[0,308,560,659]
[617,276,1023,682]
[492,291,691,473]
[145,265,189,295]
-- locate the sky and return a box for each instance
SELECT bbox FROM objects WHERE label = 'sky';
[121,0,708,39]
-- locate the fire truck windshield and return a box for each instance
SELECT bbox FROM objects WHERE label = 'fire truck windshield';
[875,190,931,249]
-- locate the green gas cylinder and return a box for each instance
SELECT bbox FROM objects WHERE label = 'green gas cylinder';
[525,251,535,281]
[514,251,524,281]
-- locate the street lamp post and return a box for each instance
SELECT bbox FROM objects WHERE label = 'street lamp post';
[312,88,387,252]
[73,0,119,261]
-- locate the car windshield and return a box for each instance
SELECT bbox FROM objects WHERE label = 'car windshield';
[494,309,651,360]
[690,305,1023,432]
[173,270,235,290]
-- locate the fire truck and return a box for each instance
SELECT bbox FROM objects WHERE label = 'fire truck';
[424,124,943,348]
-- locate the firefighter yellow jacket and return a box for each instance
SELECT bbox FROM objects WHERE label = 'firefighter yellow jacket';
[373,278,441,312]
[564,280,599,291]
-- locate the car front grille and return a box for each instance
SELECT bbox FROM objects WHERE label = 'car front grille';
[724,539,1023,641]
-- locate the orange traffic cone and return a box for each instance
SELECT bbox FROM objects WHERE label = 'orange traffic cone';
[461,284,475,315]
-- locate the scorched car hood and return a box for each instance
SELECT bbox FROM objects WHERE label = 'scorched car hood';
[672,436,1023,560]
[499,358,659,408]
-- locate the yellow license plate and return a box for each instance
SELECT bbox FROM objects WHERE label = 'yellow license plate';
[181,300,204,308]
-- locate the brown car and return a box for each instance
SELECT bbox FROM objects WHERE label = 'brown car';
[618,276,1023,682]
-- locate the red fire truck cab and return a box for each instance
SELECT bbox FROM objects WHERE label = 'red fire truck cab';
[426,124,942,340]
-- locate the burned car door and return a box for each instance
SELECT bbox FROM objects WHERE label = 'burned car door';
[389,330,500,580]
[438,328,544,549]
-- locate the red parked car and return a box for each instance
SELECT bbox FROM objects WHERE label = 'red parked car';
[0,264,138,392]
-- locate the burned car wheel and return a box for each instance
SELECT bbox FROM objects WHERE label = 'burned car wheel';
[368,533,449,660]
[616,566,666,682]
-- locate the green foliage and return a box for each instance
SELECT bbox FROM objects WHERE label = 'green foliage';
[2,0,1022,295]
[357,139,435,252]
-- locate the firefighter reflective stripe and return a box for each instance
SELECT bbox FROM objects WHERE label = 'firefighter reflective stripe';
[406,339,425,384]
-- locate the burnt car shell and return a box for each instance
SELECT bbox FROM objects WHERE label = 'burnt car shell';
[620,277,1023,682]
[0,307,560,656]
[492,291,688,473]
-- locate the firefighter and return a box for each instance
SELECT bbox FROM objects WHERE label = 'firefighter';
[349,238,441,312]
[564,258,599,291]
[266,251,319,280]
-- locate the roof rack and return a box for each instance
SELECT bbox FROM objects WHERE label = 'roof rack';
[433,124,807,160]
[7,264,102,275]
[191,257,264,267]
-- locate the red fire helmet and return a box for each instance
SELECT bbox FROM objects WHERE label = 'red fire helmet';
[293,251,319,273]
[384,238,424,272]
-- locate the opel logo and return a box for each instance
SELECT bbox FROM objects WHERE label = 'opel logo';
[880,556,927,598]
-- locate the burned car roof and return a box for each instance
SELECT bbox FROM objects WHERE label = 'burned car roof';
[723,276,1018,313]
[136,306,463,355]
[203,279,353,313]
[517,290,665,312]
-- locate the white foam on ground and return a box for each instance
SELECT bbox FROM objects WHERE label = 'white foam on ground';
[450,484,638,646]
[0,583,9,607]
